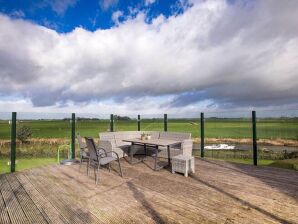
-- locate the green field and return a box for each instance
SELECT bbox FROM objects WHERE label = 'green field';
[1,118,298,139]
[0,158,58,174]
[206,158,298,171]
[1,118,297,173]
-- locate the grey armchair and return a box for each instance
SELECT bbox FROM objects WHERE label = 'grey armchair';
[77,133,89,172]
[85,137,123,185]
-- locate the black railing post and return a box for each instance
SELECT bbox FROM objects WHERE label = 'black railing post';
[137,115,141,131]
[200,112,204,158]
[71,113,76,159]
[164,114,167,132]
[110,114,114,132]
[252,111,257,166]
[10,112,17,172]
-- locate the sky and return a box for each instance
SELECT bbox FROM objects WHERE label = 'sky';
[0,0,298,116]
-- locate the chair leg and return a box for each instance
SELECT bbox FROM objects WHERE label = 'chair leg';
[118,159,123,177]
[95,164,100,185]
[94,165,96,184]
[79,155,82,171]
[87,159,90,176]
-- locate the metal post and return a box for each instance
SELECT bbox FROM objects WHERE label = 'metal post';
[200,112,204,158]
[164,114,167,132]
[252,111,257,166]
[110,114,114,132]
[10,112,17,172]
[71,113,75,159]
[137,115,141,131]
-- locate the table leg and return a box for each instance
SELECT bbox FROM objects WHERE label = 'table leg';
[143,144,147,161]
[154,145,159,171]
[130,142,134,164]
[167,145,171,167]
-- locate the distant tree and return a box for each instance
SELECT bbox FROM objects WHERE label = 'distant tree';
[115,115,131,121]
[17,125,32,143]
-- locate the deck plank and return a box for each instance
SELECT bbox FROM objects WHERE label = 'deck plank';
[1,158,297,224]
[5,174,48,224]
[25,167,101,224]
[0,176,11,224]
[15,173,68,224]
[0,175,29,224]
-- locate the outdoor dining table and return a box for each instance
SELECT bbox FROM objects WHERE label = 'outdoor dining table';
[123,138,182,171]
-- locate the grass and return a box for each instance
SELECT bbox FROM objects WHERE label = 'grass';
[268,158,298,170]
[0,158,58,174]
[208,157,298,171]
[0,118,298,139]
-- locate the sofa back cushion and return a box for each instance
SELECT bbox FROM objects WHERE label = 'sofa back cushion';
[99,132,115,141]
[114,131,141,147]
[159,132,191,141]
[99,131,190,147]
[99,132,117,148]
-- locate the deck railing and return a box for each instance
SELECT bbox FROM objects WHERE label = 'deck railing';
[0,110,297,173]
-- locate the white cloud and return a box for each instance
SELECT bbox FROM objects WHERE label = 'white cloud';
[41,0,78,15]
[145,0,156,6]
[111,10,123,24]
[100,0,118,10]
[0,0,298,114]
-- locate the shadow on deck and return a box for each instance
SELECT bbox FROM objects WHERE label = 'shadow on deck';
[0,157,297,224]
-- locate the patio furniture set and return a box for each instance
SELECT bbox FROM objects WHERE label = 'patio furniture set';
[78,131,195,184]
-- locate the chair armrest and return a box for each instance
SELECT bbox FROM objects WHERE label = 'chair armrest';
[96,146,108,158]
[107,151,120,160]
[182,139,193,156]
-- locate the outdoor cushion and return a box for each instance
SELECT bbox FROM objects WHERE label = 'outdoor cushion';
[99,131,192,158]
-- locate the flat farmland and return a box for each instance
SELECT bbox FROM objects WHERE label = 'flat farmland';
[0,118,297,139]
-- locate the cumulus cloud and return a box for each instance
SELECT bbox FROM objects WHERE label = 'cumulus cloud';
[0,0,298,114]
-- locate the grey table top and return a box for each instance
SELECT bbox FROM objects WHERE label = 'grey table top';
[123,138,181,147]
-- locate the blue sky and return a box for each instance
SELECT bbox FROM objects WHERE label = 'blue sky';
[0,0,189,32]
[0,0,298,115]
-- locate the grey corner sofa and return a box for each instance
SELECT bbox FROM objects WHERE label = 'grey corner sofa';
[98,131,193,159]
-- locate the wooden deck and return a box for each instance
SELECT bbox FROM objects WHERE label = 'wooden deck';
[0,158,297,224]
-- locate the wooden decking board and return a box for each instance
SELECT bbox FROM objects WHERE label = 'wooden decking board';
[0,175,29,224]
[58,164,207,224]
[16,173,68,224]
[0,176,11,224]
[77,164,213,223]
[24,169,88,224]
[65,162,273,224]
[202,159,298,186]
[123,181,218,223]
[50,165,152,224]
[42,166,129,224]
[130,173,266,224]
[36,166,110,224]
[5,174,48,224]
[0,158,297,224]
[26,168,100,224]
